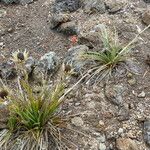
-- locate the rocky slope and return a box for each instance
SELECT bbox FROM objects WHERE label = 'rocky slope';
[0,0,150,149]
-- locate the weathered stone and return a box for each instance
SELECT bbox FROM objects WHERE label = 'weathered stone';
[71,117,84,127]
[144,120,150,146]
[0,62,17,80]
[143,0,150,3]
[118,106,129,121]
[105,0,127,13]
[59,21,78,35]
[116,138,139,150]
[25,57,36,74]
[84,0,106,14]
[53,0,81,13]
[142,10,150,25]
[65,45,89,73]
[125,60,142,74]
[50,13,71,29]
[128,78,136,86]
[33,52,60,82]
[105,84,126,106]
[1,0,33,4]
[99,143,106,150]
[138,91,146,98]
[0,9,7,18]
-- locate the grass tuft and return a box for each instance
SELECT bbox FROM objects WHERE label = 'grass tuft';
[81,24,150,83]
[0,78,70,150]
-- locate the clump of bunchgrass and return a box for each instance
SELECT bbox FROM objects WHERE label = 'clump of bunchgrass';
[0,78,70,150]
[81,24,150,84]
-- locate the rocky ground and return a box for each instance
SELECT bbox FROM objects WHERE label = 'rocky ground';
[0,0,150,150]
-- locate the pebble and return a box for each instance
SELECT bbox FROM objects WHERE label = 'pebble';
[118,128,124,134]
[128,78,136,86]
[137,91,146,98]
[99,143,106,150]
[116,138,139,150]
[71,117,84,127]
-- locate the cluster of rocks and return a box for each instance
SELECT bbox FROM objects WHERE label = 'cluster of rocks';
[0,44,89,83]
[49,0,128,36]
[0,0,34,4]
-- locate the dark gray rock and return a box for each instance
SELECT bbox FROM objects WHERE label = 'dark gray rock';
[105,84,126,106]
[143,0,150,3]
[84,0,106,14]
[25,57,36,74]
[65,45,89,73]
[1,0,33,4]
[32,52,60,82]
[59,21,78,35]
[125,60,142,74]
[53,0,81,13]
[0,62,17,80]
[118,106,129,121]
[144,120,150,146]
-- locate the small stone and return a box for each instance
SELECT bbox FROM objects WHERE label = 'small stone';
[71,117,84,127]
[99,143,106,150]
[0,42,4,47]
[116,138,139,150]
[127,73,133,78]
[59,21,78,35]
[118,106,129,121]
[87,101,96,109]
[138,91,146,98]
[0,9,6,18]
[142,10,150,25]
[98,134,106,143]
[128,78,136,86]
[50,13,71,29]
[25,57,36,74]
[143,0,150,3]
[99,120,105,126]
[105,0,127,13]
[105,84,126,106]
[118,128,124,134]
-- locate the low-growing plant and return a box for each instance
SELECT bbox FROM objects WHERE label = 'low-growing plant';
[0,78,70,150]
[81,24,150,83]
